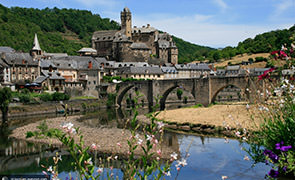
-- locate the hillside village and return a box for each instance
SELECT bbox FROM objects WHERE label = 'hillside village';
[0,7,291,99]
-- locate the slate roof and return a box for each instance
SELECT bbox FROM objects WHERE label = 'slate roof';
[43,52,68,58]
[40,59,56,68]
[77,48,97,53]
[161,66,178,73]
[114,62,149,68]
[158,40,170,48]
[2,52,38,66]
[52,56,102,70]
[175,63,211,71]
[118,66,163,75]
[33,76,48,83]
[226,65,240,71]
[32,34,41,51]
[130,43,150,50]
[0,46,15,53]
[42,70,65,80]
[92,30,118,41]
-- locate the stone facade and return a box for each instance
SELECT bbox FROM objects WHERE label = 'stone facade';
[92,7,178,64]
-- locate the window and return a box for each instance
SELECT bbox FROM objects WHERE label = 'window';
[93,81,96,84]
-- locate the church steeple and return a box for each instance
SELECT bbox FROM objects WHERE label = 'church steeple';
[30,33,42,57]
[121,7,132,38]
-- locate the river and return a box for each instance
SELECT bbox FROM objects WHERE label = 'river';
[0,105,271,179]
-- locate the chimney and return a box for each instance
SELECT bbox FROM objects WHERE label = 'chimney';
[142,25,145,28]
[134,26,137,28]
[88,61,93,69]
[147,24,150,28]
[1,52,5,59]
[22,59,25,64]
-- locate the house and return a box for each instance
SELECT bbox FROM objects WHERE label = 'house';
[51,56,104,97]
[117,66,164,80]
[161,66,178,79]
[34,70,65,92]
[1,52,39,85]
[250,68,270,76]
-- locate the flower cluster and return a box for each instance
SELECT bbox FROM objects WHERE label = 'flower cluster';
[263,141,294,178]
[61,122,76,134]
[258,67,275,80]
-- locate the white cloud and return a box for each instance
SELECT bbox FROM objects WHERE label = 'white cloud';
[194,14,213,22]
[213,0,228,12]
[272,0,294,18]
[133,14,293,48]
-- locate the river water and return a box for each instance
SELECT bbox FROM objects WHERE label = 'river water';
[0,105,271,179]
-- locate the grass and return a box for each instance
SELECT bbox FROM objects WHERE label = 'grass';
[71,96,97,100]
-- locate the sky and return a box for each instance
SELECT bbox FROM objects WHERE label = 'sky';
[1,0,295,48]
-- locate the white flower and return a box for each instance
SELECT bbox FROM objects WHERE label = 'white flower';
[176,159,187,167]
[243,155,250,161]
[166,171,171,177]
[61,122,74,129]
[146,135,152,141]
[114,156,118,160]
[137,138,143,145]
[171,152,178,160]
[222,176,228,180]
[157,121,165,129]
[97,167,103,173]
[246,104,250,110]
[85,158,93,165]
[47,166,53,172]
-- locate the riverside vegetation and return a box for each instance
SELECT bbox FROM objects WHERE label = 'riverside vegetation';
[25,93,182,179]
[237,44,295,179]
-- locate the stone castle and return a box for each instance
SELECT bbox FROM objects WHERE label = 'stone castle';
[92,7,178,64]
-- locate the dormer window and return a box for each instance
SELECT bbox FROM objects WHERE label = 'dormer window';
[68,64,71,67]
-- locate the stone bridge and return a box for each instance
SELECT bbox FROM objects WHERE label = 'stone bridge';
[108,75,259,110]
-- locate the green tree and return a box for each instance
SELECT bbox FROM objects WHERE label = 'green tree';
[0,87,12,126]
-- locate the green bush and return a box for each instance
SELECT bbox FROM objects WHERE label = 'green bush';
[19,94,31,103]
[39,93,53,102]
[52,92,70,101]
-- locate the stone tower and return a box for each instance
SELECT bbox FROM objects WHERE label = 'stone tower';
[120,7,132,38]
[30,33,42,57]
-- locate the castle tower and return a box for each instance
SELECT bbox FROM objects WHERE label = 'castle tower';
[30,33,42,57]
[121,7,132,38]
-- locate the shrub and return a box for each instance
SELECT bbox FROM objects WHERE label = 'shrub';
[177,88,183,100]
[19,94,31,103]
[39,93,52,102]
[52,92,70,101]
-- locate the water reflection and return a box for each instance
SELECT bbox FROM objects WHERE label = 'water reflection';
[0,106,273,179]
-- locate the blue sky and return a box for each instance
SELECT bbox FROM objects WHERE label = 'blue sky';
[1,0,294,48]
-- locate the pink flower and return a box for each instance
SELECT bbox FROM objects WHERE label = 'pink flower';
[117,142,122,147]
[91,143,99,150]
[157,149,162,156]
[258,68,275,80]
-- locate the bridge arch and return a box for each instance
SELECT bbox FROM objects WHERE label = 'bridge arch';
[117,85,149,107]
[211,84,247,103]
[160,85,195,110]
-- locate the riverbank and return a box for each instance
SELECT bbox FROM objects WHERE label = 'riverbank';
[10,115,178,159]
[151,103,263,136]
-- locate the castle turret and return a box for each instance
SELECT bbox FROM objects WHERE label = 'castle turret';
[121,7,132,39]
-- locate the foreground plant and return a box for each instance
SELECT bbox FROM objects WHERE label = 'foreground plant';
[26,93,179,179]
[242,52,295,179]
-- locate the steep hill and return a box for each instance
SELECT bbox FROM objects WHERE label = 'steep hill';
[205,25,295,63]
[0,4,214,62]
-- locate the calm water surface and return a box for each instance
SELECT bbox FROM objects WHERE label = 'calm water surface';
[0,105,270,179]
